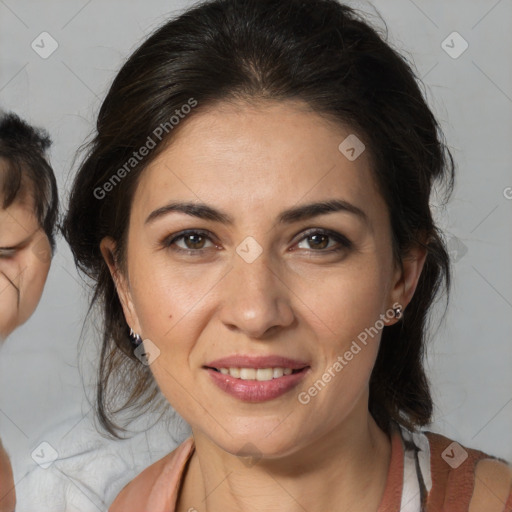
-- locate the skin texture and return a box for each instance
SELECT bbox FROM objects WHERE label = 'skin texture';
[102,100,427,512]
[0,439,15,512]
[0,191,51,512]
[0,194,52,341]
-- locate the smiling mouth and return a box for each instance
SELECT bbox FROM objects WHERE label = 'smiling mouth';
[205,366,307,381]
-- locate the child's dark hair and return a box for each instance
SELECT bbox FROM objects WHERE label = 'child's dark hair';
[62,0,455,437]
[0,112,59,251]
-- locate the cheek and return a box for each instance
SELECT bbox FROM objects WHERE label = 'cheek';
[127,257,230,418]
[293,257,388,401]
[0,268,18,338]
[0,248,50,336]
[17,252,51,324]
[130,254,227,340]
[294,256,390,344]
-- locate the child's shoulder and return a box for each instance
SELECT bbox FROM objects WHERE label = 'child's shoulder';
[0,439,16,512]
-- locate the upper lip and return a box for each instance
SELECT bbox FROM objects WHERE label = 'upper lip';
[205,355,310,370]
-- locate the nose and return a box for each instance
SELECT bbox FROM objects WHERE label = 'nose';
[219,250,295,339]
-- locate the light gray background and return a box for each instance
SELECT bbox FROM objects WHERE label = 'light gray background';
[0,0,511,508]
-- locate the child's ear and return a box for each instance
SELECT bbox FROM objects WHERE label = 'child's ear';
[99,236,141,333]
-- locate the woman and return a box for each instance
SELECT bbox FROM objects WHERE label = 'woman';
[62,0,512,510]
[0,112,58,512]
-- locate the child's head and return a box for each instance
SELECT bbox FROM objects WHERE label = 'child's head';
[0,112,58,341]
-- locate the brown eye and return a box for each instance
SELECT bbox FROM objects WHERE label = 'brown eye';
[304,233,330,250]
[296,229,352,252]
[162,230,216,254]
[181,233,208,250]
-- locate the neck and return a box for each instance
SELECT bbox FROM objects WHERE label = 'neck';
[177,407,392,512]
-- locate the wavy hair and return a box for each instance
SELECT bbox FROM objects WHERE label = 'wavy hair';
[62,0,454,437]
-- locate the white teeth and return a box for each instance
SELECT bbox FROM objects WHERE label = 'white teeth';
[273,368,284,378]
[256,368,274,381]
[240,368,256,380]
[215,367,299,380]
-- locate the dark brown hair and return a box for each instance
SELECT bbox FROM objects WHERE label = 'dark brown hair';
[62,0,454,437]
[0,112,59,251]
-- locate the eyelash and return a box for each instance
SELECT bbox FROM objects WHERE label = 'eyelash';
[161,228,352,256]
[0,248,17,258]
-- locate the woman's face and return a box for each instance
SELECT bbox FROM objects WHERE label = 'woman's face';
[102,100,425,457]
[0,192,52,341]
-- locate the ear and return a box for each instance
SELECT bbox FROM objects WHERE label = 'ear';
[386,240,428,326]
[99,236,141,334]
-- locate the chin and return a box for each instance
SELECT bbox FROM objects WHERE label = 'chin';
[206,423,304,460]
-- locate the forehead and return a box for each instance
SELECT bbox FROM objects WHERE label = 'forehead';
[0,196,38,243]
[133,100,385,223]
[0,157,35,208]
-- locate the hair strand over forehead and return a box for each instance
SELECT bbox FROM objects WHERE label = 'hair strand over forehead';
[0,112,59,251]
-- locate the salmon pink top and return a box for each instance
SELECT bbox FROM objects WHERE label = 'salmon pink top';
[109,424,512,512]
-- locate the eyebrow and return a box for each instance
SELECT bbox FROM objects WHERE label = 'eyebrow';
[0,232,35,250]
[145,199,369,227]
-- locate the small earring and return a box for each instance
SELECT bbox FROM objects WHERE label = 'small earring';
[393,306,403,319]
[129,327,143,347]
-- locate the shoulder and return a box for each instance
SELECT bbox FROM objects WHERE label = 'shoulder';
[0,439,16,512]
[470,458,512,511]
[423,430,512,512]
[109,436,195,512]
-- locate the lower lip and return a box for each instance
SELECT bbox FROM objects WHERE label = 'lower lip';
[205,367,309,402]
